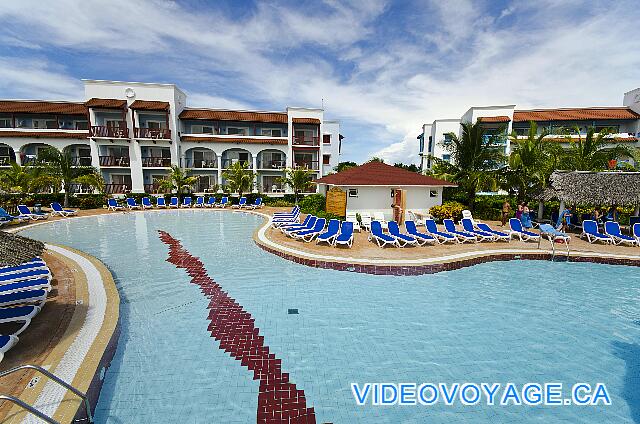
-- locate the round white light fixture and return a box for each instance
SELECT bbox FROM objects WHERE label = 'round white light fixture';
[124,88,136,99]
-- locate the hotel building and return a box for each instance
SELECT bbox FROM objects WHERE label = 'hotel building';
[0,79,343,194]
[418,88,640,170]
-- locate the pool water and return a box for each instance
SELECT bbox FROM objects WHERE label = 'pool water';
[22,211,640,423]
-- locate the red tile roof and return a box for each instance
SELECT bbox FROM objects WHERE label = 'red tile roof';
[181,136,287,145]
[130,100,170,111]
[292,118,321,124]
[0,100,86,115]
[544,136,638,143]
[85,98,127,109]
[315,161,457,186]
[513,107,640,122]
[478,116,510,123]
[0,131,89,139]
[179,108,287,123]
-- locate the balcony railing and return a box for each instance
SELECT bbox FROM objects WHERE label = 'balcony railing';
[293,136,320,146]
[143,184,170,194]
[67,183,93,194]
[294,161,319,170]
[257,160,286,169]
[221,159,251,168]
[99,156,130,167]
[184,158,217,168]
[104,183,131,194]
[90,126,129,138]
[0,156,14,166]
[141,157,171,167]
[134,128,171,139]
[262,185,285,193]
[70,156,93,167]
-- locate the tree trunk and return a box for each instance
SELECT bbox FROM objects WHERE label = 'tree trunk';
[537,201,544,221]
[63,183,69,208]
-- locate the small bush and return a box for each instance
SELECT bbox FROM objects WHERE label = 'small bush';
[299,194,326,214]
[429,201,466,221]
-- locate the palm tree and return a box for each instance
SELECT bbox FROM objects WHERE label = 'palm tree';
[74,172,106,194]
[561,126,633,171]
[428,120,506,210]
[222,161,254,198]
[277,167,314,204]
[156,165,198,197]
[0,162,44,195]
[37,147,101,207]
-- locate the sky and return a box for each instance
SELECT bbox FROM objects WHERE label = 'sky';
[0,0,639,164]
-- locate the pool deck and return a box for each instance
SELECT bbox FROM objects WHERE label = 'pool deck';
[3,205,640,422]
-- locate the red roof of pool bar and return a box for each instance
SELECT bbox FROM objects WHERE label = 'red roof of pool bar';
[315,161,457,186]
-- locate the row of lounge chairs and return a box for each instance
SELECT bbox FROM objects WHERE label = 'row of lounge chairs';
[108,196,263,211]
[271,208,354,247]
[0,257,51,362]
[0,203,78,226]
[581,220,640,246]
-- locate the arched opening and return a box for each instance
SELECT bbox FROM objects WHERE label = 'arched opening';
[0,143,16,167]
[20,143,56,165]
[221,148,252,169]
[184,147,217,169]
[257,149,286,170]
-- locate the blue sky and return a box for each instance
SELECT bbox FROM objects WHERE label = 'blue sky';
[0,0,639,164]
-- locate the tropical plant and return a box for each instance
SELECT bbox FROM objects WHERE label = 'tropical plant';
[74,172,106,194]
[393,162,420,172]
[368,157,385,163]
[0,162,48,195]
[36,148,101,207]
[428,201,466,221]
[427,121,506,210]
[277,167,314,204]
[156,165,198,196]
[335,161,357,172]
[222,161,254,198]
[560,126,634,171]
[503,121,562,201]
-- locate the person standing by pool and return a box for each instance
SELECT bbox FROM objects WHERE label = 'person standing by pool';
[556,206,572,231]
[515,203,524,221]
[501,200,511,226]
[521,203,533,228]
[592,207,603,224]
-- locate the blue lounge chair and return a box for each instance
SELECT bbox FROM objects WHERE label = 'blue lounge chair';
[509,218,540,242]
[205,197,216,208]
[194,196,205,208]
[281,214,313,233]
[0,259,46,276]
[50,202,77,217]
[425,219,457,243]
[284,216,317,236]
[181,197,192,208]
[461,219,495,242]
[169,196,179,208]
[475,222,511,242]
[405,221,437,246]
[156,197,167,208]
[273,206,299,217]
[604,221,637,246]
[316,219,341,245]
[581,220,612,244]
[18,205,48,220]
[0,207,28,223]
[216,197,229,208]
[368,221,398,247]
[334,221,354,248]
[388,221,418,247]
[0,289,47,308]
[232,197,247,209]
[141,197,154,209]
[293,218,326,242]
[0,334,18,362]
[107,198,124,211]
[272,210,301,227]
[0,268,51,284]
[539,224,571,242]
[0,305,40,336]
[0,278,51,295]
[633,223,640,246]
[443,219,477,243]
[249,197,263,209]
[126,198,141,210]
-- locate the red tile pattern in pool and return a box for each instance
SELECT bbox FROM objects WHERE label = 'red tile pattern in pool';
[158,230,316,423]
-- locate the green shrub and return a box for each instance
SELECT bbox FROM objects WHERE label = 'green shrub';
[429,201,466,221]
[299,194,326,214]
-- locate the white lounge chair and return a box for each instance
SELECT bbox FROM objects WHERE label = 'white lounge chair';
[373,212,389,232]
[360,212,372,232]
[345,212,361,232]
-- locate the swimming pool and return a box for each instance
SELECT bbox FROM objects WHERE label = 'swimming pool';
[22,210,640,423]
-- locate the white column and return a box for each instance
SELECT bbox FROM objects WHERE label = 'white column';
[217,157,223,189]
[252,155,258,193]
[129,142,145,193]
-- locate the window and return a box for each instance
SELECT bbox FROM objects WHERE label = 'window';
[106,120,125,128]
[32,119,57,129]
[427,136,433,152]
[430,190,438,198]
[192,125,214,134]
[146,121,165,129]
[323,155,330,165]
[261,128,282,137]
[0,118,11,128]
[323,134,331,144]
[348,189,358,198]
[227,127,248,135]
[443,134,453,145]
[442,154,451,162]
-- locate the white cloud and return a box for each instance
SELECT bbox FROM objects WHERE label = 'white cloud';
[0,57,82,100]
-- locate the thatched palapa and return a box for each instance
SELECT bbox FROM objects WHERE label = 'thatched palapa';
[0,231,45,266]
[539,171,640,206]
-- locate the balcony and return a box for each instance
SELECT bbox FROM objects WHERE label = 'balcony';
[257,160,286,170]
[134,128,171,139]
[104,183,131,194]
[221,159,251,169]
[90,126,129,138]
[184,158,217,168]
[143,183,170,194]
[70,156,93,167]
[294,160,319,170]
[141,157,171,167]
[293,136,319,146]
[99,156,130,167]
[482,134,507,146]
